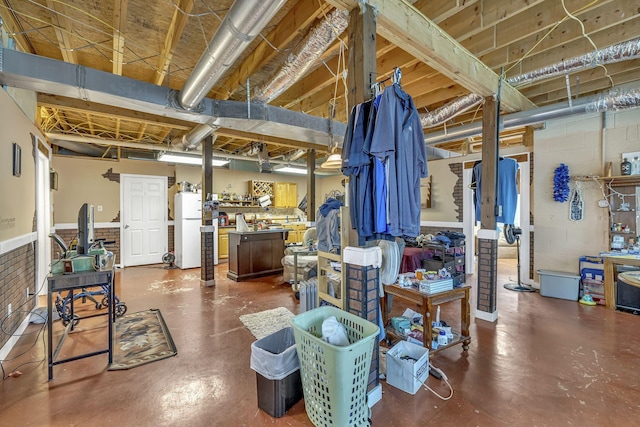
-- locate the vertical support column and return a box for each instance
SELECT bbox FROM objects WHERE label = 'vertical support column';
[307,149,316,221]
[347,5,376,111]
[201,134,215,286]
[476,95,499,321]
[346,264,380,394]
[344,3,380,406]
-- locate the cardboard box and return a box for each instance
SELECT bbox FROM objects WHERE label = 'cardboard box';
[386,340,429,395]
[537,270,580,301]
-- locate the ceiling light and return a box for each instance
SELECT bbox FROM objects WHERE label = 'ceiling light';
[158,153,229,166]
[275,165,308,175]
[320,153,342,169]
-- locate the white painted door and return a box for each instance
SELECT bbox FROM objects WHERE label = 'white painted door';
[121,174,167,266]
[36,148,51,296]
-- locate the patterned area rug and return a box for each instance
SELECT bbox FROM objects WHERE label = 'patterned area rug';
[239,307,295,340]
[109,309,177,370]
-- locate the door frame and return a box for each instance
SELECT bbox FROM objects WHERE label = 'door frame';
[462,153,532,284]
[119,173,168,267]
[35,137,52,296]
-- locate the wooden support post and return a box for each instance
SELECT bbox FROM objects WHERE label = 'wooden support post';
[477,95,499,318]
[307,149,316,221]
[201,134,215,286]
[347,5,377,109]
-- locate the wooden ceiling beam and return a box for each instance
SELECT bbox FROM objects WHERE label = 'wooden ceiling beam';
[326,0,534,113]
[214,128,327,151]
[46,0,78,64]
[412,0,480,25]
[481,1,635,74]
[112,0,128,75]
[220,0,332,99]
[154,0,194,85]
[37,94,193,130]
[504,16,640,79]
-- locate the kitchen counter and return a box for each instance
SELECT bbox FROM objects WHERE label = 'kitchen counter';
[227,229,287,282]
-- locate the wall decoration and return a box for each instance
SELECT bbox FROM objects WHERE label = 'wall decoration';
[12,142,21,177]
[553,163,570,202]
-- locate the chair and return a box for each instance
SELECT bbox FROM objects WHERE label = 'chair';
[281,227,318,289]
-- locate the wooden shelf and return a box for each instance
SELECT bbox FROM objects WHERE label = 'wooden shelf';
[573,175,640,186]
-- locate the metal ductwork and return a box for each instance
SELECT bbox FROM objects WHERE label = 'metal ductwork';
[178,0,287,111]
[50,138,111,157]
[424,86,640,146]
[507,37,640,87]
[419,38,640,132]
[171,0,286,151]
[420,93,484,129]
[253,9,349,103]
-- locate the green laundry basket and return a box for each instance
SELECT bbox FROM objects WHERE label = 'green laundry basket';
[291,306,379,427]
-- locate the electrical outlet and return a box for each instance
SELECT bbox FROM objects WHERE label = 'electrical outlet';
[7,303,11,317]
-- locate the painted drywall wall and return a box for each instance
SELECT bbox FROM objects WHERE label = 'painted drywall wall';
[533,109,640,273]
[51,156,174,223]
[0,88,39,242]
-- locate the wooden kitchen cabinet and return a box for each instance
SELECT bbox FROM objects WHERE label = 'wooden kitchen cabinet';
[218,227,230,259]
[274,182,298,208]
[285,224,307,244]
[227,230,286,281]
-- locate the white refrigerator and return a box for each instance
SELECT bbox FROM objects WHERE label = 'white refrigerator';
[175,193,218,269]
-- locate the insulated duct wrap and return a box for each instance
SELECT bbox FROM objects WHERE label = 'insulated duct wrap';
[507,37,640,87]
[420,93,483,128]
[253,9,349,103]
[586,88,640,113]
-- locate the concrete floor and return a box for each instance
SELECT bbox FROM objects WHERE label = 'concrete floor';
[1,259,640,426]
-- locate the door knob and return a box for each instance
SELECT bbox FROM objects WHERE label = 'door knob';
[124,225,129,229]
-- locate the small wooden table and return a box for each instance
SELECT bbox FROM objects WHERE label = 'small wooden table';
[603,256,640,310]
[381,284,471,355]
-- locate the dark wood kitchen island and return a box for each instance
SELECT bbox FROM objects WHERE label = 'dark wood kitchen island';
[227,229,289,281]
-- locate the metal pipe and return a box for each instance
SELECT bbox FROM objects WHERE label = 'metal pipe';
[420,93,483,128]
[424,87,640,145]
[171,122,219,151]
[178,0,287,111]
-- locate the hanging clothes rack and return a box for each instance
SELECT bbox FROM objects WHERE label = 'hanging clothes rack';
[370,67,402,96]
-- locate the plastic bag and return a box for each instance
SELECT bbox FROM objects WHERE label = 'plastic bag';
[321,316,350,346]
[250,327,300,380]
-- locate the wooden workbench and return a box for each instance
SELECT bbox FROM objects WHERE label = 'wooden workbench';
[381,284,471,356]
[603,256,640,310]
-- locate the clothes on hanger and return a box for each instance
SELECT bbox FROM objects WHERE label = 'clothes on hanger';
[341,81,428,239]
[316,197,343,253]
[473,158,519,224]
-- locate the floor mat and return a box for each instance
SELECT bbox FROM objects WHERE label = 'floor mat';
[239,307,295,340]
[109,308,177,370]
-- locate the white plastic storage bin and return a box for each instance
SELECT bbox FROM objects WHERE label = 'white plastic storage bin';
[386,340,429,395]
[343,246,382,267]
[537,270,580,301]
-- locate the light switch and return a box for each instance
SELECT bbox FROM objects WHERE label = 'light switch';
[97,205,103,212]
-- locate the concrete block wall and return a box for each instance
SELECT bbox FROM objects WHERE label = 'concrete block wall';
[533,109,640,273]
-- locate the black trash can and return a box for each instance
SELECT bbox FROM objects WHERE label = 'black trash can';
[250,326,303,418]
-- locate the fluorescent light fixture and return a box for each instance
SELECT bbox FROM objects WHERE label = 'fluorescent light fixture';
[158,153,229,167]
[275,165,308,175]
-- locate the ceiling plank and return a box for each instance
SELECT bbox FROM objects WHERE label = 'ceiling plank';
[220,0,332,99]
[154,0,194,86]
[326,0,535,113]
[37,94,193,130]
[46,0,78,64]
[0,5,35,53]
[112,0,128,75]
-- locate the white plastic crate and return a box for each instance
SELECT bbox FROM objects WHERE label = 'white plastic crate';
[386,340,429,395]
